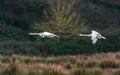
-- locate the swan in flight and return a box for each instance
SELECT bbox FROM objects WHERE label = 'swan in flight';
[79,30,106,44]
[29,32,60,38]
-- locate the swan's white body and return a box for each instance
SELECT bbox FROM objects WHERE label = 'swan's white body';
[79,30,106,44]
[29,32,60,38]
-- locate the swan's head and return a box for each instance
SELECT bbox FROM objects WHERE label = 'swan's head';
[52,35,60,38]
[101,36,106,39]
[96,34,106,39]
[55,35,60,38]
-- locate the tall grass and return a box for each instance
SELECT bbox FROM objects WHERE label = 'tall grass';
[0,52,120,75]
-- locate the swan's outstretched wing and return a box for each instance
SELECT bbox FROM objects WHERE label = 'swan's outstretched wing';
[92,38,97,44]
[42,32,60,38]
[91,30,98,44]
[91,31,97,40]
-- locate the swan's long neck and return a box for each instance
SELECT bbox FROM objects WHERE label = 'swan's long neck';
[29,33,40,35]
[79,34,91,37]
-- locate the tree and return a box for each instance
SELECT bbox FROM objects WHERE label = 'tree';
[34,0,87,38]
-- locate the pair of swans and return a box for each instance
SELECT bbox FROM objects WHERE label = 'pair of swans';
[29,30,106,44]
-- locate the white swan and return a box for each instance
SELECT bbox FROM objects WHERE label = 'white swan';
[79,30,106,44]
[29,32,60,38]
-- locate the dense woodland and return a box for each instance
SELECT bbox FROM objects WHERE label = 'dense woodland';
[0,0,120,56]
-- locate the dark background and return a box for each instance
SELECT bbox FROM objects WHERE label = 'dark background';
[0,0,120,56]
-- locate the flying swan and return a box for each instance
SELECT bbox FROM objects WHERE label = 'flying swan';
[79,30,106,44]
[29,32,60,38]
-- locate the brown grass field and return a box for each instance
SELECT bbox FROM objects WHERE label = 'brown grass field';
[0,52,120,75]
